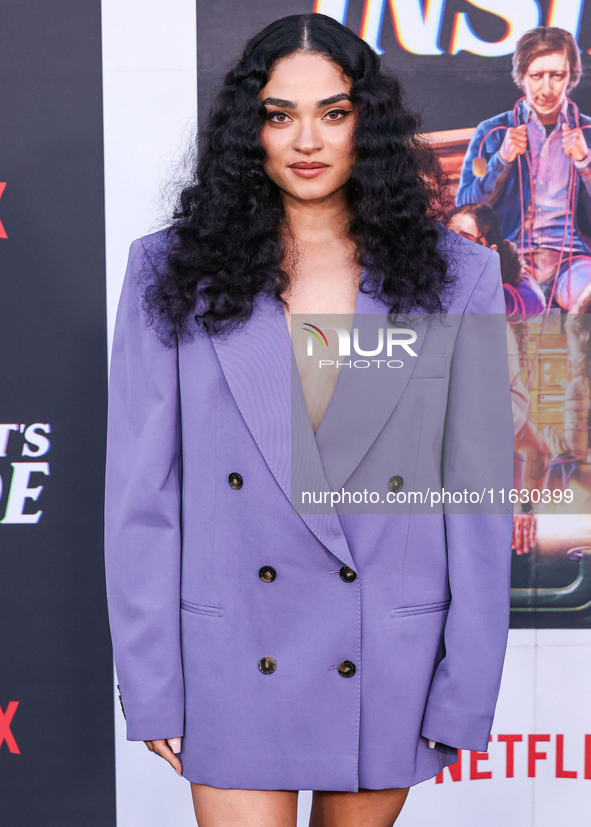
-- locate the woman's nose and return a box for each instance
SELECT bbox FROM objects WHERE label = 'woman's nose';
[292,120,323,153]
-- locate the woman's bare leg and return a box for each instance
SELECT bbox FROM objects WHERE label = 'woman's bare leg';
[190,783,299,827]
[309,786,410,827]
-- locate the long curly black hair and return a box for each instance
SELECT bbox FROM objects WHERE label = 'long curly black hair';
[143,12,457,346]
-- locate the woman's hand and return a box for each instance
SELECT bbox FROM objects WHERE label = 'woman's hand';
[144,738,183,776]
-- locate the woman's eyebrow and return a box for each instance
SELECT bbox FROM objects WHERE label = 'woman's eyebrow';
[261,92,352,109]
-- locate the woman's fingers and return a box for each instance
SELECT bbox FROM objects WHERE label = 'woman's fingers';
[144,739,183,776]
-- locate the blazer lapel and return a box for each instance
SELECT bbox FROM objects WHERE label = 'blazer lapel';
[210,291,358,573]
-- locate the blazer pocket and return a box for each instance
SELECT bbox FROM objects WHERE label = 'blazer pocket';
[409,356,447,379]
[180,598,224,617]
[390,598,451,618]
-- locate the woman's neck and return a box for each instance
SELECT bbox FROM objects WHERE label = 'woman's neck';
[281,193,353,246]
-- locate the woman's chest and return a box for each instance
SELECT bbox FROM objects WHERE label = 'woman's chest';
[284,276,360,434]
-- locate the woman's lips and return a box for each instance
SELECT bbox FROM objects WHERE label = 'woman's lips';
[289,165,328,178]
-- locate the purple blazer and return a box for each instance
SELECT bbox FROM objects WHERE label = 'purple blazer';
[104,228,515,791]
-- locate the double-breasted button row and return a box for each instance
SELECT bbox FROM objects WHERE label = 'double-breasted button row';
[232,464,403,502]
[258,657,356,678]
[388,474,404,493]
[259,564,356,583]
[230,469,404,503]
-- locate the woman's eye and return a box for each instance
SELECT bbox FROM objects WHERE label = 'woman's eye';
[267,111,290,123]
[325,109,349,120]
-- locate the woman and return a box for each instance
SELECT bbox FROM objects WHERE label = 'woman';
[104,13,515,826]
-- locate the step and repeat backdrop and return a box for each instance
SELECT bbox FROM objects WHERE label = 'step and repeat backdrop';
[3,0,591,824]
[0,2,116,825]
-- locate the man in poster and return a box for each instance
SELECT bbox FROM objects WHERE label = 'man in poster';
[456,26,591,312]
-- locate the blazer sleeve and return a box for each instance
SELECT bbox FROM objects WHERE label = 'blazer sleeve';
[104,238,184,741]
[420,248,515,753]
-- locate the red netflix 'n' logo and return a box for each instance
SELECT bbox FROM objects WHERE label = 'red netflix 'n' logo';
[0,701,20,753]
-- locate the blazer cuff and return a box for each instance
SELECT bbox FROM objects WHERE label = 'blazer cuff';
[125,711,185,742]
[420,700,493,752]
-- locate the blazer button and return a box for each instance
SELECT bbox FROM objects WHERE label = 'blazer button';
[228,472,243,489]
[388,474,404,493]
[259,565,276,582]
[339,565,357,583]
[338,660,356,678]
[258,656,276,675]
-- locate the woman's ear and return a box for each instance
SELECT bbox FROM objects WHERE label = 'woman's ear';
[490,243,498,252]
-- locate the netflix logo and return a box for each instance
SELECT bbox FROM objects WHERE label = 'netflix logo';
[436,733,591,782]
